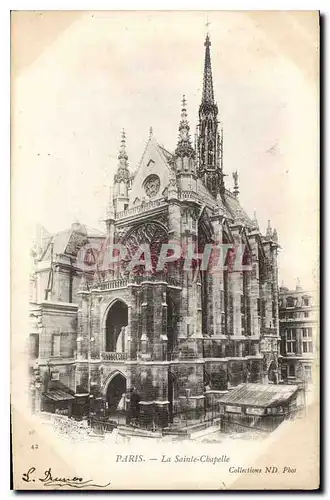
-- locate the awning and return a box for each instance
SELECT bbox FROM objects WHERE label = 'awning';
[219,383,299,408]
[43,389,75,402]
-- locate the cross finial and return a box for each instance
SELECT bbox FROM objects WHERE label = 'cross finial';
[206,16,211,32]
[117,128,128,164]
[181,94,186,108]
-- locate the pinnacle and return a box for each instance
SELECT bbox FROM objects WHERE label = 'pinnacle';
[266,220,273,239]
[114,129,130,183]
[175,95,195,159]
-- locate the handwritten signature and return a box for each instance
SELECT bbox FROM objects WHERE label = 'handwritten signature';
[22,467,111,489]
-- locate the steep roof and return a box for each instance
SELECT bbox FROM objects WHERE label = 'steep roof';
[196,178,218,209]
[128,133,254,230]
[128,134,175,207]
[52,228,73,256]
[223,190,254,228]
[37,222,104,261]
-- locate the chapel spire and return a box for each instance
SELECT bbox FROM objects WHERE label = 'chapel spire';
[197,33,223,199]
[202,34,215,105]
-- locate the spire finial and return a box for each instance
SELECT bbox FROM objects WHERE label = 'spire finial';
[121,128,126,147]
[202,30,214,104]
[180,94,188,122]
[149,126,153,138]
[175,96,195,159]
[233,171,239,197]
[205,16,211,36]
[118,128,128,162]
[114,129,130,183]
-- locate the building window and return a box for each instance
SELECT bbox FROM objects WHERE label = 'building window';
[302,327,313,337]
[304,365,312,382]
[51,371,60,381]
[304,312,309,318]
[289,364,295,377]
[287,312,293,319]
[302,328,313,353]
[257,298,261,317]
[286,296,295,308]
[52,334,61,357]
[286,329,296,353]
[303,297,309,307]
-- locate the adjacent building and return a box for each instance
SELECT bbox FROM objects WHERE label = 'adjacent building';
[279,282,318,387]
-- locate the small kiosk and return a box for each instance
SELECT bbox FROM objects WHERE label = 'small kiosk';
[219,383,301,433]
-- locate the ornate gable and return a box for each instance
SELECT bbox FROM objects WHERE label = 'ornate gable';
[128,133,176,208]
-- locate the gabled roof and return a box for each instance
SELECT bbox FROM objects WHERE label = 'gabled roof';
[128,134,174,207]
[85,226,106,238]
[127,135,255,235]
[37,222,104,261]
[52,228,73,256]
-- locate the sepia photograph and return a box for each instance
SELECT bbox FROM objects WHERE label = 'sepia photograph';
[11,10,320,490]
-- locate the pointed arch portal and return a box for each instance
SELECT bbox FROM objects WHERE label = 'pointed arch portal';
[105,300,128,352]
[105,371,127,413]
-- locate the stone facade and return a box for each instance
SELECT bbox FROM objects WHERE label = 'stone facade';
[279,282,318,387]
[29,34,281,429]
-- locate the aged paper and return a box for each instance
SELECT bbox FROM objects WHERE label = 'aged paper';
[11,10,319,490]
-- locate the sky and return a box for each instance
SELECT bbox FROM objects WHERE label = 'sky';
[11,11,319,290]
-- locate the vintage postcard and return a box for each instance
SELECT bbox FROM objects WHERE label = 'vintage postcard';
[11,10,320,490]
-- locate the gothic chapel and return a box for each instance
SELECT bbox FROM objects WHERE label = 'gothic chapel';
[30,34,281,429]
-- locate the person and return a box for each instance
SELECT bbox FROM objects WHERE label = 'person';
[117,392,126,412]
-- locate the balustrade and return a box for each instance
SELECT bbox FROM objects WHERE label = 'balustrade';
[100,352,128,361]
[116,198,166,219]
[94,279,128,291]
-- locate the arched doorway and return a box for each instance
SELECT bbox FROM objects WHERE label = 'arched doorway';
[105,300,128,352]
[106,372,127,414]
